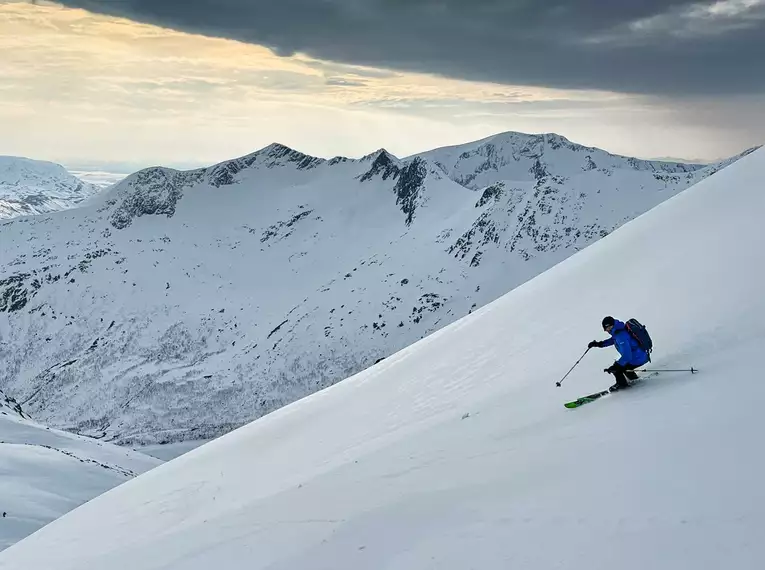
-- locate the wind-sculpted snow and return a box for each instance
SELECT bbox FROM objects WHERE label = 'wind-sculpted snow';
[0,132,750,447]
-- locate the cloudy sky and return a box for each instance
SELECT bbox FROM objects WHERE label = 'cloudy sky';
[2,0,764,172]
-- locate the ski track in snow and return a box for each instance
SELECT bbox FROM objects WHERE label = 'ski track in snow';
[0,144,763,569]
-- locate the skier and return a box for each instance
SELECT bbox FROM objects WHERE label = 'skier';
[588,316,649,391]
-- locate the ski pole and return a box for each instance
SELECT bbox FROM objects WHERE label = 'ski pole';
[556,347,591,387]
[636,367,698,374]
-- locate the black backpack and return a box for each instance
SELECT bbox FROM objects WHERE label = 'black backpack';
[625,318,653,361]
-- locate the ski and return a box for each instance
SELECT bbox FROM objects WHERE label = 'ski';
[563,372,658,408]
[564,389,610,408]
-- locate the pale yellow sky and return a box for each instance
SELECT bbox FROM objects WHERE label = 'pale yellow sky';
[1,1,759,171]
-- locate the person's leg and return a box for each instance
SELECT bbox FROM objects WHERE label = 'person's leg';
[624,364,639,381]
[609,363,630,390]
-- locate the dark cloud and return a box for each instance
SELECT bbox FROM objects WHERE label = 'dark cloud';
[56,0,765,96]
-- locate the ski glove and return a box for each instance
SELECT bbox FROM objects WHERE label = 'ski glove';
[588,340,602,348]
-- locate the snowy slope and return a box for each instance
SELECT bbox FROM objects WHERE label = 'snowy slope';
[0,157,102,220]
[2,146,763,570]
[0,389,161,552]
[0,133,752,447]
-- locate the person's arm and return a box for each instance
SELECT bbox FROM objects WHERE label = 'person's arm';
[588,337,614,348]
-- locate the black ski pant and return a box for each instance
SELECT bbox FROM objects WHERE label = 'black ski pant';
[609,362,639,387]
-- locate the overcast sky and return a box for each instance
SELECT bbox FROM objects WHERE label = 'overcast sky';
[3,0,763,172]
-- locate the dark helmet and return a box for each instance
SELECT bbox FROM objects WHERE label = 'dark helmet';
[602,316,615,330]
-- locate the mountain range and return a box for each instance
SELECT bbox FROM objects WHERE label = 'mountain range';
[0,131,757,447]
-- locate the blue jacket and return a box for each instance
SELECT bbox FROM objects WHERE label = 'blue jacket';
[602,319,649,367]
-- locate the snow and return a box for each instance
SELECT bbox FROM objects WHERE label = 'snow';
[0,156,102,219]
[0,133,752,447]
[1,146,763,569]
[137,440,209,461]
[0,390,161,552]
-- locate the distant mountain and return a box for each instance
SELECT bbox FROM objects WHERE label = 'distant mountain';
[414,132,709,189]
[0,157,102,220]
[67,170,128,189]
[0,388,160,552]
[649,156,713,164]
[0,132,754,447]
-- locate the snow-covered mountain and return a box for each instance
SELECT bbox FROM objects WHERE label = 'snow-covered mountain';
[0,157,102,220]
[2,145,763,570]
[0,388,160,552]
[415,131,706,189]
[0,132,755,448]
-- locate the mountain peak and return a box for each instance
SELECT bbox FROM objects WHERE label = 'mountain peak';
[360,148,398,162]
[359,148,403,182]
[262,142,292,152]
[465,130,584,156]
[489,130,571,144]
[415,130,711,190]
[255,143,324,170]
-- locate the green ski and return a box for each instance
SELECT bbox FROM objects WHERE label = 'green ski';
[564,389,611,408]
[563,373,654,408]
[562,370,688,408]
